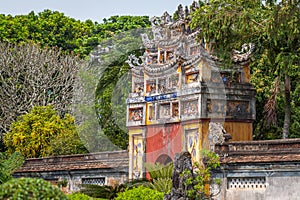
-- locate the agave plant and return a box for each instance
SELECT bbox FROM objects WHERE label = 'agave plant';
[144,162,173,194]
[145,162,173,179]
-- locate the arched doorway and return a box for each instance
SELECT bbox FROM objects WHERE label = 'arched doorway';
[155,154,173,165]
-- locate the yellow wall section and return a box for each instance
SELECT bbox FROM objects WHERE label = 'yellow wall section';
[128,128,143,153]
[243,65,251,83]
[128,128,144,179]
[200,121,210,150]
[223,122,253,141]
[183,122,212,163]
[129,128,143,135]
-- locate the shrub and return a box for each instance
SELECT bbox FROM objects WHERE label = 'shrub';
[68,192,92,200]
[115,186,164,200]
[0,177,68,200]
[80,183,126,199]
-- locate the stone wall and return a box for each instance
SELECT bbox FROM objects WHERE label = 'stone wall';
[213,139,300,200]
[14,150,128,193]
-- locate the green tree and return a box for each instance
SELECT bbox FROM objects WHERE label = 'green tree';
[0,11,150,58]
[75,15,150,56]
[0,152,24,184]
[191,0,300,139]
[0,10,94,56]
[3,105,87,158]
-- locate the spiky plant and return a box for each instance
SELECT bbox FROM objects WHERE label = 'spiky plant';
[144,162,173,193]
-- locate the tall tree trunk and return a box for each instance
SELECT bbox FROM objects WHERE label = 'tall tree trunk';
[282,75,291,139]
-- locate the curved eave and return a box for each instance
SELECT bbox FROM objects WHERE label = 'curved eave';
[144,63,179,77]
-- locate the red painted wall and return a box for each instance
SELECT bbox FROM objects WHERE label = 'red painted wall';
[145,123,182,164]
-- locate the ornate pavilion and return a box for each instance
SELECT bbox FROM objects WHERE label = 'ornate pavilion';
[126,3,256,179]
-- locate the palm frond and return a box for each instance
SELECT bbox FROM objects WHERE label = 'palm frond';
[264,77,280,127]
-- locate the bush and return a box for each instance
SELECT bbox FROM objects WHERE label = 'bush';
[115,186,164,200]
[68,192,92,200]
[80,183,126,199]
[0,177,68,200]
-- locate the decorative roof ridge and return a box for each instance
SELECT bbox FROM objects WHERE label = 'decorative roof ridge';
[144,60,178,74]
[182,54,202,67]
[232,43,255,63]
[158,34,184,47]
[169,19,185,29]
[207,43,255,64]
[186,30,200,40]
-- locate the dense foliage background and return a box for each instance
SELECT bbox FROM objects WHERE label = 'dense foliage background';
[0,10,150,150]
[191,0,300,139]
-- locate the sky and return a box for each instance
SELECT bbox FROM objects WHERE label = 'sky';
[0,0,196,22]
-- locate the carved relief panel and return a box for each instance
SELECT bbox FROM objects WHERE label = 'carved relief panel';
[158,79,167,93]
[155,101,179,121]
[211,71,242,86]
[129,107,143,122]
[181,100,198,117]
[168,74,179,92]
[146,79,156,94]
[159,103,171,119]
[190,45,200,56]
[206,99,226,118]
[133,82,144,94]
[166,51,175,62]
[206,99,251,118]
[226,100,250,118]
[185,64,199,84]
[171,28,181,38]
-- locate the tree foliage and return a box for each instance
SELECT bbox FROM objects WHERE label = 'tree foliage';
[0,177,68,200]
[94,29,150,149]
[0,10,93,55]
[0,11,150,57]
[0,11,151,150]
[0,151,24,184]
[3,105,87,158]
[191,0,300,139]
[0,42,81,137]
